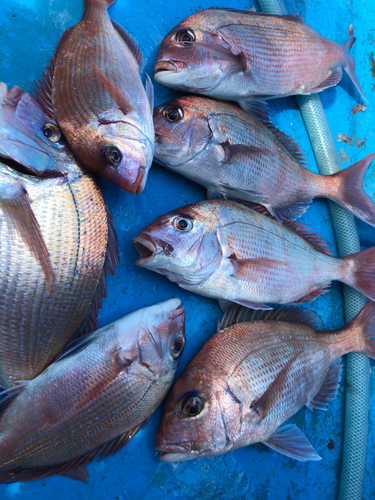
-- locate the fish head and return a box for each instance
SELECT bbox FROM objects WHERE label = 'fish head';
[154,13,238,93]
[114,299,185,382]
[92,122,154,194]
[133,202,222,286]
[153,96,213,167]
[0,83,76,176]
[156,360,241,461]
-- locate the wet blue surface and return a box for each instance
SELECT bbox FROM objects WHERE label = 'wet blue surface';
[0,0,375,498]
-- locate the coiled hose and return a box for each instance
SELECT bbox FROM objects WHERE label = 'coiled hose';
[256,1,369,499]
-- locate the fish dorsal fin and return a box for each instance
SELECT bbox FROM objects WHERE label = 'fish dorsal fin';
[76,204,119,338]
[111,20,143,68]
[0,381,29,418]
[54,327,105,362]
[32,26,74,119]
[0,420,150,484]
[208,7,305,24]
[263,121,309,167]
[218,305,324,331]
[306,358,342,411]
[0,176,54,284]
[250,352,300,419]
[262,424,321,462]
[282,219,332,256]
[91,62,137,115]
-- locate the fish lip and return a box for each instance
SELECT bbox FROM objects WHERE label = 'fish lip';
[156,442,192,454]
[133,167,146,195]
[154,60,183,74]
[133,234,173,266]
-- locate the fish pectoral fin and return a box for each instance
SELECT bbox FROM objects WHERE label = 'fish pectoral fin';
[221,143,273,164]
[145,74,154,112]
[307,359,342,411]
[230,257,288,279]
[91,62,137,115]
[0,179,54,284]
[261,424,321,462]
[111,19,144,69]
[218,305,324,331]
[304,67,343,95]
[250,352,301,420]
[0,381,29,417]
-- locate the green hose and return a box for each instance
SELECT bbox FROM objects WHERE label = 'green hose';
[256,1,369,499]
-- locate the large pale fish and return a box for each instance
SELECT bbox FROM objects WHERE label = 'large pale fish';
[34,0,154,193]
[153,96,375,224]
[156,301,375,462]
[0,299,185,483]
[133,199,375,309]
[154,8,365,116]
[0,83,118,388]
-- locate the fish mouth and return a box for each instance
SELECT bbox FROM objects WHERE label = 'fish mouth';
[114,165,145,195]
[157,441,192,456]
[154,60,184,74]
[133,234,174,266]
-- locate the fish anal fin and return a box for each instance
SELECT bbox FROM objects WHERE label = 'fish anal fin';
[91,62,137,115]
[262,424,321,462]
[287,283,331,304]
[59,464,89,483]
[306,67,343,94]
[238,97,269,123]
[111,20,143,68]
[218,305,324,331]
[0,179,54,284]
[282,219,332,256]
[307,359,342,411]
[273,199,312,221]
[231,298,272,310]
[250,352,300,419]
[0,464,88,484]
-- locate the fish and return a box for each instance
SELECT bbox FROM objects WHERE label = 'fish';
[133,199,375,310]
[34,0,154,194]
[0,83,119,388]
[154,8,365,117]
[153,96,375,225]
[0,299,185,483]
[156,301,375,462]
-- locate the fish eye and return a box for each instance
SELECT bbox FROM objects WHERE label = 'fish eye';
[163,105,184,122]
[105,146,122,166]
[173,217,193,232]
[182,395,204,417]
[175,29,196,45]
[42,123,61,143]
[170,336,185,359]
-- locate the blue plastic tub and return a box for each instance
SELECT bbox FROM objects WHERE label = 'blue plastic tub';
[0,0,375,498]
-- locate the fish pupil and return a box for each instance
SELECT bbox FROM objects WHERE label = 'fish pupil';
[178,219,188,229]
[44,127,53,138]
[182,395,204,417]
[182,34,192,43]
[174,340,182,352]
[189,404,199,415]
[106,146,122,166]
[168,110,178,121]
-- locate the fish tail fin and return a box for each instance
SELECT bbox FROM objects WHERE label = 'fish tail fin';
[84,0,116,9]
[331,153,375,225]
[343,247,375,301]
[344,300,375,359]
[342,37,367,101]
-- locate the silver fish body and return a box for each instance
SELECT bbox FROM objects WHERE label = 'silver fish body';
[156,302,375,462]
[0,299,185,483]
[134,199,375,309]
[154,9,365,110]
[0,84,117,388]
[153,96,375,224]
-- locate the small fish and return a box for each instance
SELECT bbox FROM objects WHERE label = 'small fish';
[156,301,375,462]
[154,96,375,224]
[0,83,118,387]
[34,0,154,194]
[0,299,185,483]
[133,199,375,310]
[154,8,365,117]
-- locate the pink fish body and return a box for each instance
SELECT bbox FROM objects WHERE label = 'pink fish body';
[0,299,185,483]
[154,8,365,114]
[134,199,375,310]
[156,301,375,462]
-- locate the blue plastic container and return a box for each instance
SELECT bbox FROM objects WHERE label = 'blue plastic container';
[0,0,375,498]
